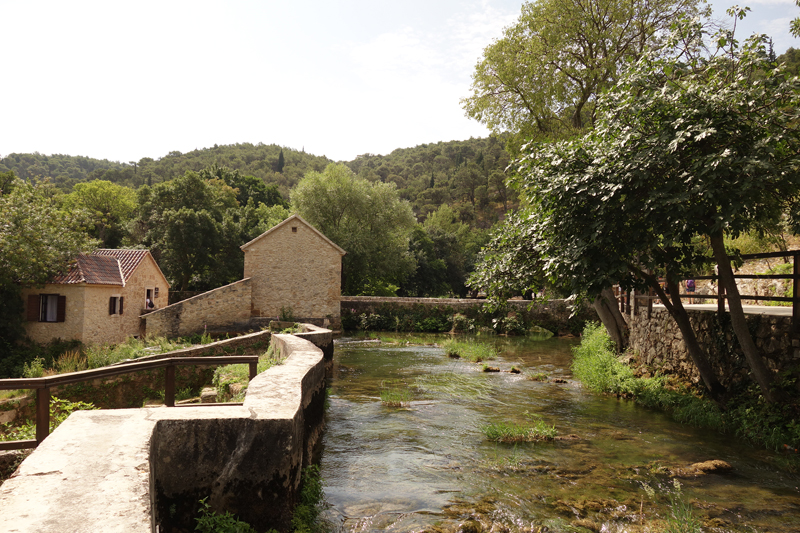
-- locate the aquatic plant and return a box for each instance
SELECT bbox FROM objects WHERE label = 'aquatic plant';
[415,372,495,401]
[379,380,413,407]
[291,465,326,533]
[525,372,548,382]
[480,419,557,443]
[440,339,497,363]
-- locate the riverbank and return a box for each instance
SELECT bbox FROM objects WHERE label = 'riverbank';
[573,323,800,467]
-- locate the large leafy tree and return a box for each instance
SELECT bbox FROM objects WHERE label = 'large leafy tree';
[63,180,137,248]
[0,176,97,361]
[474,17,800,402]
[291,163,416,295]
[133,171,240,291]
[461,0,704,146]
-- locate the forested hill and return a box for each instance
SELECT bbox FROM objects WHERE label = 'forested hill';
[0,135,516,226]
[0,144,331,195]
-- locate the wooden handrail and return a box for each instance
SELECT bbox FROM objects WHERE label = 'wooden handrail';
[0,355,260,451]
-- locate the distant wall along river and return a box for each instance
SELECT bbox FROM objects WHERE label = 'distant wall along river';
[318,335,800,533]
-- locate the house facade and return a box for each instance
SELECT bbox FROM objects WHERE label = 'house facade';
[22,249,169,345]
[241,214,345,325]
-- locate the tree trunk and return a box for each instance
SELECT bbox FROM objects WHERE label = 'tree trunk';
[709,231,780,402]
[593,287,628,352]
[664,277,726,400]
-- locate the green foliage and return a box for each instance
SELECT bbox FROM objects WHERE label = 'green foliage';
[279,306,295,322]
[0,396,97,442]
[62,180,137,248]
[290,465,325,533]
[479,416,557,443]
[195,497,257,533]
[292,163,416,295]
[212,348,283,402]
[663,480,703,533]
[440,339,497,363]
[461,0,702,146]
[379,380,413,407]
[571,323,636,394]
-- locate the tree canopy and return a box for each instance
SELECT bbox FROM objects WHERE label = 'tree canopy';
[291,163,417,295]
[461,0,704,146]
[472,15,800,401]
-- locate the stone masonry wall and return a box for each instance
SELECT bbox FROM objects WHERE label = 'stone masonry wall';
[341,296,597,335]
[628,308,799,387]
[143,278,252,338]
[243,220,342,322]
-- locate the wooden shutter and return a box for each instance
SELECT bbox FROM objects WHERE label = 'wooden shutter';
[27,295,39,322]
[119,296,124,315]
[56,295,66,323]
[109,297,115,315]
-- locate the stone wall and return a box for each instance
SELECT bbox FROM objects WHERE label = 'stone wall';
[243,216,344,324]
[143,278,252,338]
[0,326,332,533]
[628,308,799,387]
[341,296,596,335]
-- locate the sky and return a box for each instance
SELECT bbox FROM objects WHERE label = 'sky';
[2,0,797,164]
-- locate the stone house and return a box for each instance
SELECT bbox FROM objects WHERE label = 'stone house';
[21,249,169,345]
[241,214,346,326]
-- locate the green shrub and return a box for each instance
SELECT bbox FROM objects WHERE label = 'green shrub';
[195,497,257,533]
[571,322,637,395]
[0,397,97,442]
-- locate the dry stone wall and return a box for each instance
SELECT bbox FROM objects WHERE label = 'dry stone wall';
[143,278,252,338]
[628,308,799,387]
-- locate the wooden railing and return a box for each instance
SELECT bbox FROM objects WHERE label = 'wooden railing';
[0,355,259,452]
[616,250,800,335]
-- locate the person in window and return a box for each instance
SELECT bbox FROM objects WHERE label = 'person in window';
[146,297,155,309]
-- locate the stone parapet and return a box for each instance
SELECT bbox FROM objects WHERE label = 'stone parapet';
[143,278,252,338]
[0,326,331,533]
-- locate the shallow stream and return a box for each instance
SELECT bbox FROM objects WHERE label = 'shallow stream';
[318,335,800,532]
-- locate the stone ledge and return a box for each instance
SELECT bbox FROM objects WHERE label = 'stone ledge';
[0,326,331,533]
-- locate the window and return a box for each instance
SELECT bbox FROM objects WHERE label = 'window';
[109,296,124,315]
[27,294,66,323]
[292,226,297,233]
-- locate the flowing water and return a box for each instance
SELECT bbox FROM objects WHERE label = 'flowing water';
[318,335,800,532]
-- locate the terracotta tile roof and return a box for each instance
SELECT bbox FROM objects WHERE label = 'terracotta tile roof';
[51,254,123,285]
[50,249,151,286]
[94,249,149,283]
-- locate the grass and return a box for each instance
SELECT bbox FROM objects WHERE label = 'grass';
[572,322,800,464]
[526,372,548,382]
[480,418,557,443]
[379,380,413,407]
[440,339,498,363]
[213,346,284,402]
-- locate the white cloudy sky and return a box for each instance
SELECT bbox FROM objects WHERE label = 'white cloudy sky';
[1,0,797,164]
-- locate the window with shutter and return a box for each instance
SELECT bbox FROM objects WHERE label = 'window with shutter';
[27,295,39,322]
[38,294,62,322]
[56,295,66,323]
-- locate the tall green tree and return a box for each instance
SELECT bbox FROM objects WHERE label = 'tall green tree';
[461,0,704,146]
[133,171,240,291]
[475,16,800,401]
[291,163,416,295]
[0,176,97,360]
[63,180,137,248]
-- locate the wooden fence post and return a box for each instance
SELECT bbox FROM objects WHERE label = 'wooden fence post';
[793,252,799,337]
[249,362,258,381]
[36,387,50,444]
[165,365,175,407]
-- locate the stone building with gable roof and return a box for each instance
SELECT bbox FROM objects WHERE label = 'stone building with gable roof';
[21,249,169,345]
[241,214,346,326]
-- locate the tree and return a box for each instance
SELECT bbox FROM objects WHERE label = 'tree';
[792,0,799,37]
[133,171,240,291]
[63,180,137,248]
[0,176,97,360]
[199,164,288,208]
[461,0,703,146]
[483,18,800,401]
[291,163,416,295]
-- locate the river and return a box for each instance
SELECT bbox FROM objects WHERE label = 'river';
[318,335,800,532]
